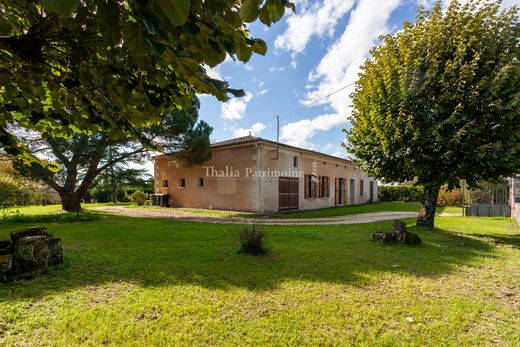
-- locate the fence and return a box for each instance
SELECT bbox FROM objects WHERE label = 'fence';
[464,204,511,217]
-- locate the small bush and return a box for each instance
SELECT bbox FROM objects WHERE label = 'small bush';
[131,190,148,206]
[378,185,424,202]
[437,188,462,206]
[237,224,267,255]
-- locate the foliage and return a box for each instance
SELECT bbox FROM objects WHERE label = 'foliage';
[0,215,519,345]
[378,186,424,202]
[90,167,152,203]
[0,158,60,207]
[13,97,210,211]
[236,224,267,255]
[464,180,509,205]
[130,190,148,206]
[437,188,463,207]
[0,0,294,162]
[346,0,520,227]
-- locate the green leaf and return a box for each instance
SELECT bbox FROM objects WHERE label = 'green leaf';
[98,0,121,45]
[42,0,78,17]
[227,88,246,97]
[236,42,253,62]
[266,0,284,23]
[259,6,272,26]
[147,0,191,26]
[204,48,226,67]
[252,39,267,55]
[240,0,262,23]
[122,22,147,57]
[0,18,13,35]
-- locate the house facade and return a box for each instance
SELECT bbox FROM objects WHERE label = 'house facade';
[153,135,378,213]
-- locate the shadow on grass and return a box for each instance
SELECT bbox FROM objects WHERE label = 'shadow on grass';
[0,215,500,302]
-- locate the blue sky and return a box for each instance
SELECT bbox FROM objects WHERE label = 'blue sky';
[198,0,426,158]
[198,0,518,159]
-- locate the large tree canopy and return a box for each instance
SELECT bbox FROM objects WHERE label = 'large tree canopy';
[14,97,212,211]
[0,0,294,162]
[346,0,520,227]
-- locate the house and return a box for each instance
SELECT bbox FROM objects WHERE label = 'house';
[153,135,378,213]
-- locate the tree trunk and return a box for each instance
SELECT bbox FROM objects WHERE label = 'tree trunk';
[60,192,82,212]
[416,184,441,228]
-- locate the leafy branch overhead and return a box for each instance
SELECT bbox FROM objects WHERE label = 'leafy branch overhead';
[0,0,295,161]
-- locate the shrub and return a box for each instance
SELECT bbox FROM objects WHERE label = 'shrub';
[378,185,424,202]
[437,188,462,206]
[236,224,267,255]
[131,190,148,206]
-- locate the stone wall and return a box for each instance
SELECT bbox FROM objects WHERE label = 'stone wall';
[509,176,520,225]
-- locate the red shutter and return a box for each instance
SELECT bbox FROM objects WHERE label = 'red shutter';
[325,176,329,198]
[335,177,340,205]
[304,174,309,199]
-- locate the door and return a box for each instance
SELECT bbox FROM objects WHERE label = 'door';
[335,178,346,206]
[350,179,356,205]
[369,181,374,202]
[279,177,299,211]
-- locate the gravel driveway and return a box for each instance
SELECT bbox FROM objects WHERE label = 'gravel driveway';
[92,206,433,225]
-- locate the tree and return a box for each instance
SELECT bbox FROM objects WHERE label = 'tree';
[92,166,152,203]
[346,0,520,228]
[14,98,211,211]
[0,0,294,162]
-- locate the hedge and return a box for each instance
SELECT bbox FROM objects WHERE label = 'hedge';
[378,185,424,202]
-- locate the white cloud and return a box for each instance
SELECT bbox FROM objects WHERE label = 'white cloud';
[204,65,223,80]
[233,122,266,137]
[275,0,356,58]
[280,113,346,149]
[221,92,253,120]
[269,66,286,72]
[280,0,402,149]
[257,89,269,96]
[330,150,347,159]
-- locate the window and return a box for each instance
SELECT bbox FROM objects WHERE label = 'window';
[178,178,186,187]
[360,179,364,196]
[304,174,319,199]
[197,177,204,187]
[162,180,168,188]
[293,156,298,167]
[321,176,330,198]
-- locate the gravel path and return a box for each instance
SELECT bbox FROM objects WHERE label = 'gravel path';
[91,206,458,225]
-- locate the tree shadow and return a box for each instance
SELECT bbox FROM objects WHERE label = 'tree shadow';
[0,215,499,303]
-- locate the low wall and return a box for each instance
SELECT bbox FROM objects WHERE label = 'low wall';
[511,203,520,224]
[464,204,511,217]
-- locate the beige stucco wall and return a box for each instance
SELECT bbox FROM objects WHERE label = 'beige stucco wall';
[154,144,259,211]
[153,141,378,213]
[256,143,377,213]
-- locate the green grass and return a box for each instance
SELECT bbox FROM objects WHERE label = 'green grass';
[271,201,461,218]
[0,209,518,345]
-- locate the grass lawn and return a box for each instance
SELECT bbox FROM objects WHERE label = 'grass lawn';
[0,211,518,345]
[272,201,462,218]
